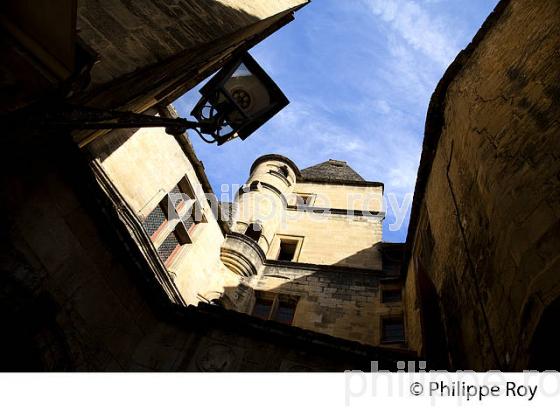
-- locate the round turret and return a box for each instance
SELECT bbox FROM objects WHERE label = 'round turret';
[233,154,300,253]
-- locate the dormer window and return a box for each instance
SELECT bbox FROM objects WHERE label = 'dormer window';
[329,159,346,167]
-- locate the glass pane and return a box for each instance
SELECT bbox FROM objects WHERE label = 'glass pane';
[182,212,195,232]
[252,298,272,320]
[382,289,402,303]
[224,63,271,117]
[274,303,295,325]
[157,233,180,262]
[143,205,166,236]
[168,184,184,212]
[382,320,404,342]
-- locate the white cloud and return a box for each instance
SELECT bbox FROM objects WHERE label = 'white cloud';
[172,0,487,241]
[362,0,458,67]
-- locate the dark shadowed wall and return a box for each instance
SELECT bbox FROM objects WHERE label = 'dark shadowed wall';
[403,0,560,370]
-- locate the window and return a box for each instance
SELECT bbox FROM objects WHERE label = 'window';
[295,193,313,207]
[244,222,262,243]
[381,317,405,343]
[270,235,303,262]
[157,231,180,263]
[252,293,298,325]
[268,165,290,182]
[249,181,260,191]
[274,302,296,325]
[382,289,402,304]
[145,176,207,267]
[278,165,289,178]
[157,219,190,266]
[252,298,273,320]
[172,177,206,234]
[144,176,201,240]
[278,240,298,261]
[143,202,167,238]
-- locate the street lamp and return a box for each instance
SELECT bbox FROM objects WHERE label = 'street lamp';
[5,52,289,146]
[191,52,289,145]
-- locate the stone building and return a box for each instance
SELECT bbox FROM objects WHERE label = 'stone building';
[1,0,415,370]
[1,0,559,371]
[88,107,407,348]
[221,156,404,347]
[1,0,310,117]
[401,0,560,371]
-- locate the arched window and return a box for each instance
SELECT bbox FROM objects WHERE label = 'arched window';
[244,222,262,242]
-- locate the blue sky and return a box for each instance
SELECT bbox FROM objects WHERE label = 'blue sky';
[174,0,498,242]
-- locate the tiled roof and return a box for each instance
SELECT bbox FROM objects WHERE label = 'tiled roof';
[300,159,365,183]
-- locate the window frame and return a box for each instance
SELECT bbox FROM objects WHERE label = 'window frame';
[269,235,304,262]
[381,288,402,304]
[380,316,406,344]
[146,176,208,267]
[143,198,169,240]
[267,164,292,185]
[251,292,299,325]
[294,192,315,208]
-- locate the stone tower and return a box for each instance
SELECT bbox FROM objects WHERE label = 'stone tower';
[233,155,299,255]
[220,154,405,346]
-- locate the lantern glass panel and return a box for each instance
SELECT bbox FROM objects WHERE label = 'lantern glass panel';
[223,63,271,119]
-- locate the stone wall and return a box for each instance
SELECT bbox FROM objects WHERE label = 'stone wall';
[403,0,560,370]
[294,182,383,212]
[0,127,412,371]
[226,262,403,347]
[77,0,308,86]
[222,154,392,345]
[73,0,308,128]
[88,119,239,306]
[234,155,385,270]
[279,210,383,269]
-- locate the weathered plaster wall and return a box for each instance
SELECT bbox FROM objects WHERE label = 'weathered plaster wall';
[88,126,190,217]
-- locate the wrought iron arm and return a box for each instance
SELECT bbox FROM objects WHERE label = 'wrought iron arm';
[4,104,218,142]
